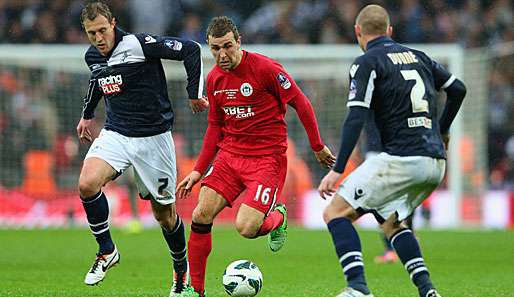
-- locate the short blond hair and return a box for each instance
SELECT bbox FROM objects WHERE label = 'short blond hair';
[355,4,390,35]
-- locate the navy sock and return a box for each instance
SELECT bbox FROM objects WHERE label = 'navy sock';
[391,229,434,297]
[162,214,187,273]
[327,217,370,294]
[81,192,114,255]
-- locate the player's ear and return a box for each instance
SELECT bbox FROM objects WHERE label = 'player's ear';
[111,17,116,27]
[354,24,361,39]
[387,26,393,37]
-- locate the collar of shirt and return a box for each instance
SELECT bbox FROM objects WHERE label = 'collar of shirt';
[103,26,127,58]
[366,36,395,51]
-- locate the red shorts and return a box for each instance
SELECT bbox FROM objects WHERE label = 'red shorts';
[201,149,287,215]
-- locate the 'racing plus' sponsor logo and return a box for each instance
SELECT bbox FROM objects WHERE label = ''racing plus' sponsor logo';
[222,105,255,119]
[98,75,123,95]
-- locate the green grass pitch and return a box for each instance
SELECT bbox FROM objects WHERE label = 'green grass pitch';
[1,227,513,297]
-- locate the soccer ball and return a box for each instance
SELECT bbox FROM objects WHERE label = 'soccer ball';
[222,260,263,297]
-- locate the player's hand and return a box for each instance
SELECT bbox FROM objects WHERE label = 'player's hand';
[442,133,450,151]
[189,97,209,114]
[314,145,336,169]
[176,170,202,199]
[76,118,94,144]
[318,170,341,200]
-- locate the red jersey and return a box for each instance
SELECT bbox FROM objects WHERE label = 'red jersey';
[206,51,302,155]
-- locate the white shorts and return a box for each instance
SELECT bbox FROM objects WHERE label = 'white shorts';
[337,152,445,223]
[85,129,177,205]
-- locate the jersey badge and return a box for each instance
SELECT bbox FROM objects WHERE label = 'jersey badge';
[349,79,357,100]
[164,39,182,51]
[240,83,253,97]
[276,72,291,89]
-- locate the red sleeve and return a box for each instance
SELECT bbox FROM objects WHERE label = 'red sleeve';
[288,93,324,152]
[261,58,302,105]
[193,76,225,174]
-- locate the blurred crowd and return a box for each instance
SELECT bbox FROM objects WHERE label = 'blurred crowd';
[1,0,513,47]
[0,0,513,191]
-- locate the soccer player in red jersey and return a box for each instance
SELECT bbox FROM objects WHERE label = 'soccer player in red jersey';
[175,16,335,296]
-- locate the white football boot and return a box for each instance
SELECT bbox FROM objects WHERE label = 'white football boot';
[336,287,374,297]
[84,246,120,285]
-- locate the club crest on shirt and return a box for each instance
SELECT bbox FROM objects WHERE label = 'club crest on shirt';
[349,79,357,100]
[240,82,253,97]
[276,72,291,89]
[164,39,182,51]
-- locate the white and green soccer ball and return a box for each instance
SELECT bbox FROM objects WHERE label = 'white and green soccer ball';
[222,260,263,297]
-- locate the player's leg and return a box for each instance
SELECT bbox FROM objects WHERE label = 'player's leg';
[324,195,372,297]
[237,153,288,251]
[149,199,189,296]
[79,158,121,285]
[380,157,445,297]
[375,213,413,264]
[79,157,118,256]
[382,213,437,297]
[130,131,191,296]
[79,130,130,285]
[188,186,229,296]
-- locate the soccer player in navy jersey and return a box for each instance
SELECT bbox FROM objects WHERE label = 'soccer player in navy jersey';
[76,2,207,296]
[175,16,335,297]
[318,5,466,297]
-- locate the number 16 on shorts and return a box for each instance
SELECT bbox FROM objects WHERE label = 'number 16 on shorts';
[254,184,277,206]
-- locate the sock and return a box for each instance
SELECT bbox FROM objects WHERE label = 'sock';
[161,214,187,273]
[188,222,212,294]
[327,217,370,294]
[391,229,434,297]
[257,210,284,236]
[81,191,114,255]
[382,232,394,251]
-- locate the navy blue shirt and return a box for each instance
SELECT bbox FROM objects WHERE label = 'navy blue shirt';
[82,27,203,137]
[347,36,455,159]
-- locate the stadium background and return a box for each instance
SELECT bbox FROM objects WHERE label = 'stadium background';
[0,0,513,229]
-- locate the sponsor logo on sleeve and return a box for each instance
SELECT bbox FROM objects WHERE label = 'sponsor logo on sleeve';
[276,72,291,89]
[164,39,183,51]
[348,79,357,100]
[144,35,156,44]
[240,83,253,97]
[90,64,101,71]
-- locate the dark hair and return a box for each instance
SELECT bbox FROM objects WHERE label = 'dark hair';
[206,16,239,40]
[80,1,113,25]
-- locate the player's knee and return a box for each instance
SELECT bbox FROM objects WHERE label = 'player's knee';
[78,175,103,198]
[235,220,259,239]
[322,204,359,224]
[192,206,214,225]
